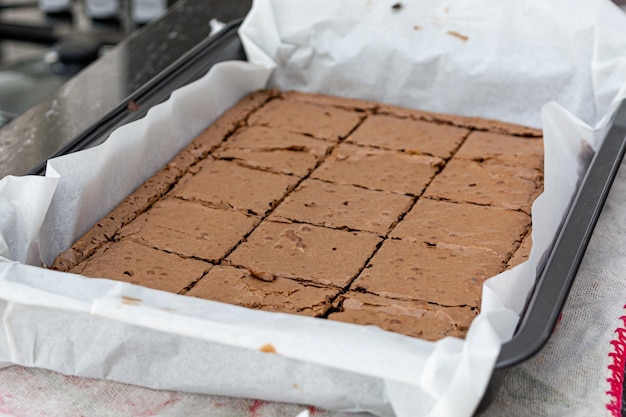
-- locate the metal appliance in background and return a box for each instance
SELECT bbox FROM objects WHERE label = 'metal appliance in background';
[0,0,174,127]
[39,0,172,23]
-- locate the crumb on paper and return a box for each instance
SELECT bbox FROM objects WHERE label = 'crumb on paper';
[121,296,142,306]
[447,30,469,41]
[391,2,402,11]
[413,25,421,30]
[260,343,277,353]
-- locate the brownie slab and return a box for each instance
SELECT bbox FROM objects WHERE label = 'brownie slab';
[71,239,211,293]
[270,179,413,235]
[52,89,544,342]
[187,265,340,317]
[227,221,382,288]
[352,239,503,307]
[118,198,258,262]
[312,143,443,196]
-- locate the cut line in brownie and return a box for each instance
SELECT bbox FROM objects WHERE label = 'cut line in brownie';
[51,89,544,341]
[507,228,533,269]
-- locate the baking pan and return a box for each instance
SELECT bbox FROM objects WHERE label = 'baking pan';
[27,20,247,176]
[477,99,626,412]
[27,18,626,414]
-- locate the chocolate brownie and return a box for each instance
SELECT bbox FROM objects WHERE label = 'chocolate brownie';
[52,89,543,341]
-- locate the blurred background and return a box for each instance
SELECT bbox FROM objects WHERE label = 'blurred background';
[0,0,251,179]
[0,0,175,127]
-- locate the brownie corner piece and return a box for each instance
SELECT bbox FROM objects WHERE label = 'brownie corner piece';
[424,159,541,213]
[328,291,477,340]
[455,130,544,170]
[71,239,211,294]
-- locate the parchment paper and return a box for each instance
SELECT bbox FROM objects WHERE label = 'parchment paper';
[1,0,626,416]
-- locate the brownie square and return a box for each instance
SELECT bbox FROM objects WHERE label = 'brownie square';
[390,198,530,258]
[312,143,443,196]
[248,97,364,141]
[269,179,413,234]
[227,221,382,288]
[214,125,332,177]
[352,239,504,307]
[187,265,340,317]
[118,198,258,262]
[455,131,544,170]
[423,159,541,213]
[347,114,469,159]
[328,292,476,340]
[172,159,300,216]
[71,240,211,293]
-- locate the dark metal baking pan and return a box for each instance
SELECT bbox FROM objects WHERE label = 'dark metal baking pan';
[27,20,247,176]
[477,100,626,412]
[27,18,626,415]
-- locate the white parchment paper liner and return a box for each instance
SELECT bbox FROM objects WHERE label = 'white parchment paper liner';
[2,0,626,416]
